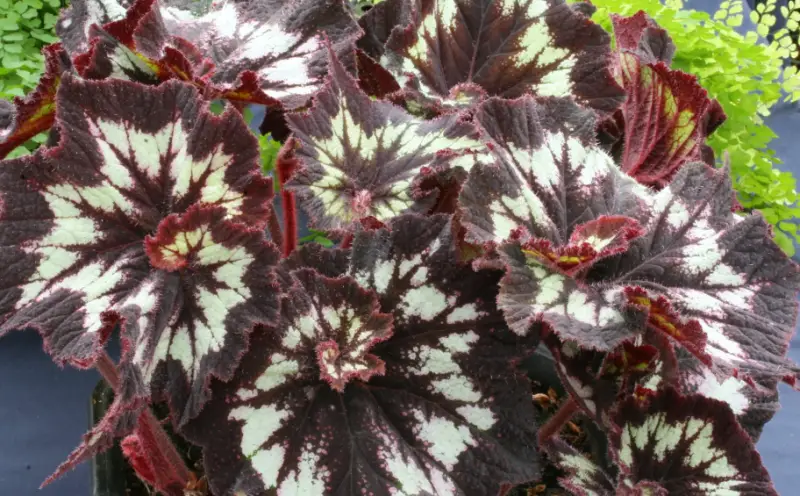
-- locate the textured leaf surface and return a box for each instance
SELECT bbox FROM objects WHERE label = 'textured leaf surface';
[610,12,725,187]
[461,96,649,246]
[74,0,198,85]
[605,162,800,389]
[379,0,624,113]
[287,48,486,230]
[0,77,278,423]
[611,10,675,65]
[678,357,781,441]
[57,0,132,56]
[611,388,777,495]
[357,0,415,58]
[471,92,799,391]
[541,438,614,495]
[182,215,539,496]
[160,0,362,109]
[499,242,647,347]
[0,44,69,160]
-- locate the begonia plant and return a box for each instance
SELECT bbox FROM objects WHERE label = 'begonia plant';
[0,0,798,495]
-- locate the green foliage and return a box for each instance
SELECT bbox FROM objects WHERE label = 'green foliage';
[587,0,800,255]
[0,0,61,100]
[350,0,384,16]
[0,0,63,158]
[299,229,335,248]
[258,132,281,179]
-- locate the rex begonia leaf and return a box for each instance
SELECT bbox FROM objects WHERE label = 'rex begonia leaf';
[0,76,278,424]
[678,356,781,441]
[499,241,648,348]
[379,0,624,113]
[286,47,487,231]
[610,388,777,495]
[56,0,133,56]
[610,14,726,187]
[606,162,800,390]
[356,0,415,58]
[182,214,540,496]
[74,0,201,85]
[159,0,362,109]
[611,10,675,65]
[460,95,650,246]
[0,44,70,160]
[470,96,799,400]
[518,215,644,277]
[540,438,615,495]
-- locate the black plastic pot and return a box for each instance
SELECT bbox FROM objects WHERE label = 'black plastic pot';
[89,381,149,496]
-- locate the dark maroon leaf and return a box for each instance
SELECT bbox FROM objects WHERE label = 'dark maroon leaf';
[611,10,675,65]
[499,241,648,347]
[460,96,650,246]
[275,242,350,287]
[0,44,70,160]
[540,438,615,495]
[355,48,401,99]
[56,0,133,56]
[545,335,617,422]
[625,286,711,366]
[610,12,726,187]
[462,95,799,417]
[604,162,800,394]
[610,388,777,495]
[74,0,202,85]
[517,216,644,277]
[182,214,540,495]
[379,0,624,113]
[0,76,278,424]
[357,0,415,58]
[286,47,487,231]
[160,0,363,109]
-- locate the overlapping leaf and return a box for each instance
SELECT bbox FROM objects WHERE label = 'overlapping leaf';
[460,96,650,348]
[500,243,648,348]
[287,48,487,231]
[678,356,781,440]
[604,162,800,390]
[460,96,650,246]
[0,76,278,424]
[608,12,727,187]
[610,388,777,495]
[462,95,799,422]
[182,214,539,496]
[73,0,205,84]
[0,44,70,160]
[56,0,133,56]
[159,0,362,108]
[378,0,624,113]
[540,438,615,495]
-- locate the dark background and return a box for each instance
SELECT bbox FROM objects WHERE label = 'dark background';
[1,1,799,493]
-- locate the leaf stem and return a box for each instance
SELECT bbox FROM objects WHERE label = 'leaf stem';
[96,352,191,488]
[276,141,299,256]
[341,233,354,249]
[537,397,578,447]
